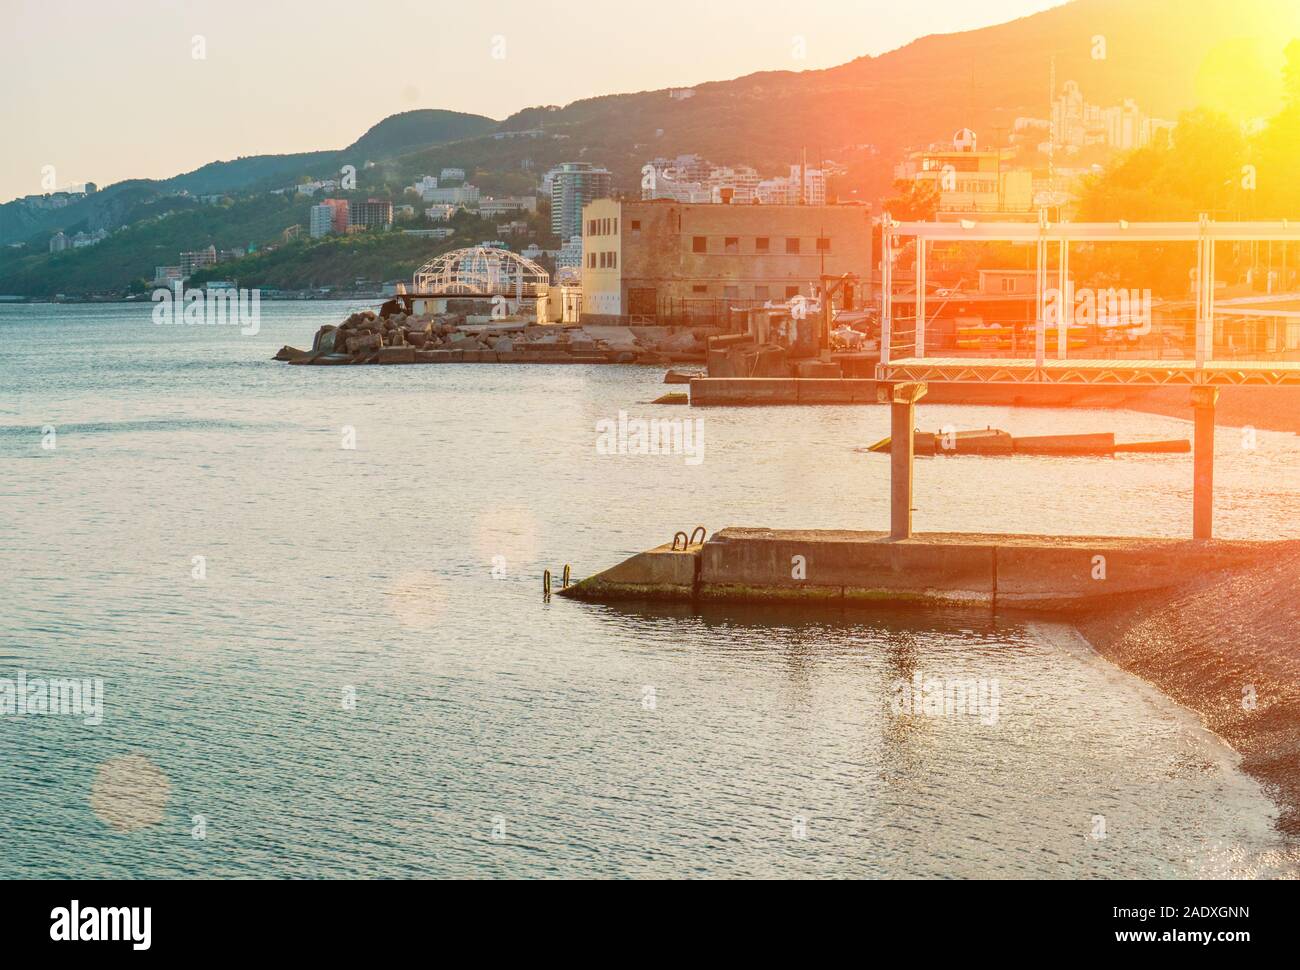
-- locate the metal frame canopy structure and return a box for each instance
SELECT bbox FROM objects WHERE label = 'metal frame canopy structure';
[878,213,1300,386]
[412,246,550,298]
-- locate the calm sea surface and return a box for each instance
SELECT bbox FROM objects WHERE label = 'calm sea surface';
[2,301,1298,878]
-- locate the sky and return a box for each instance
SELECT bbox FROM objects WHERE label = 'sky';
[1,0,1066,203]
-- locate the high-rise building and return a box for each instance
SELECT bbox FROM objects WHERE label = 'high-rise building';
[310,204,335,238]
[348,200,394,230]
[318,198,349,233]
[550,162,612,241]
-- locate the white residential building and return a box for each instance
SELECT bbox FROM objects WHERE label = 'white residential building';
[479,196,538,217]
[425,185,480,205]
[309,204,336,238]
[408,175,439,199]
[402,228,455,240]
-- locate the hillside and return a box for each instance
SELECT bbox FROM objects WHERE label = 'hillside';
[344,110,497,160]
[6,0,1300,297]
[493,0,1300,200]
[0,110,497,248]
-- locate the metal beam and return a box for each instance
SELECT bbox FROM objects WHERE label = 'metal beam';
[889,219,1300,243]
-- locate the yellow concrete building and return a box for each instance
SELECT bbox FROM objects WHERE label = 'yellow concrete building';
[580,199,873,323]
[900,147,1033,218]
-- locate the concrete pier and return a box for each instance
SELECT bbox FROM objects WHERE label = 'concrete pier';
[887,382,927,539]
[560,529,1287,611]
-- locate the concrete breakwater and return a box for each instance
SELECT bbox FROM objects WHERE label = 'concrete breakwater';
[560,528,1288,610]
[275,308,715,366]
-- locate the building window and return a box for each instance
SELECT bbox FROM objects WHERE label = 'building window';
[631,220,642,238]
[1001,277,1016,292]
[785,285,800,299]
[692,285,708,294]
[724,236,739,254]
[817,237,831,253]
[755,237,770,253]
[588,253,596,268]
[692,236,707,253]
[786,238,800,254]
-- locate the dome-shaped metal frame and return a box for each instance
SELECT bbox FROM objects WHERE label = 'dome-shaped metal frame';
[412,246,550,296]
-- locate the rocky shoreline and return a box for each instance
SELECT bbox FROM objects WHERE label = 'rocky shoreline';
[1073,550,1300,837]
[275,307,714,367]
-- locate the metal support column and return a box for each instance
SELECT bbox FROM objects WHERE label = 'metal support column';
[1191,386,1219,540]
[916,238,927,358]
[880,219,893,369]
[1057,238,1069,359]
[888,381,928,540]
[1035,210,1047,369]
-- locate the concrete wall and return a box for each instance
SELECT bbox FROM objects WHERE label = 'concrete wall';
[581,198,624,316]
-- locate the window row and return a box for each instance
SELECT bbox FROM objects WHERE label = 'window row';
[587,217,619,237]
[587,250,618,269]
[688,284,806,300]
[690,236,831,255]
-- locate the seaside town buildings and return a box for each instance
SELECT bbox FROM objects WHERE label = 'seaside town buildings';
[48,228,109,253]
[579,198,872,323]
[1044,81,1175,154]
[642,154,828,206]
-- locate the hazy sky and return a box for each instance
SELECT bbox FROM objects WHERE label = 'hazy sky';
[2,0,1065,202]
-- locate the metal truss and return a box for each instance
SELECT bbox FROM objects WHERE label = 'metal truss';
[412,247,550,297]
